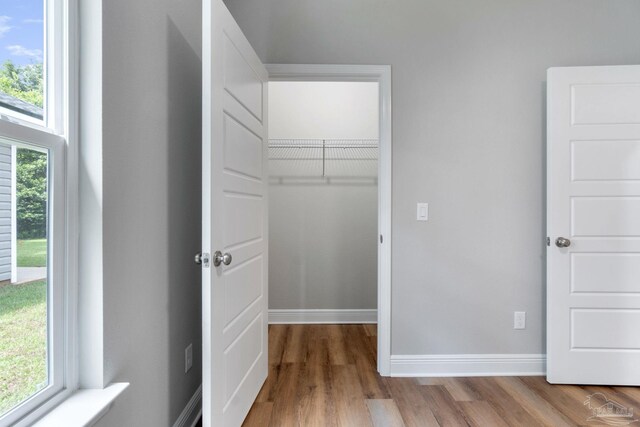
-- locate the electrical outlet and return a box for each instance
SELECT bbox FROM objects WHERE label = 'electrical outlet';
[514,311,526,330]
[185,343,193,373]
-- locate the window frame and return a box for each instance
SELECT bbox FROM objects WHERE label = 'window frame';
[0,0,78,424]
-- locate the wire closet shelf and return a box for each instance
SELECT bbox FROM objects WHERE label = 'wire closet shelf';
[268,139,378,183]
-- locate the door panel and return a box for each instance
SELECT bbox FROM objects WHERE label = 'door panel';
[203,0,268,425]
[547,65,640,385]
[223,195,263,244]
[571,309,640,349]
[224,115,264,180]
[572,253,640,293]
[571,84,640,124]
[571,140,640,181]
[224,314,264,401]
[223,35,263,121]
[571,197,640,236]
[224,256,263,326]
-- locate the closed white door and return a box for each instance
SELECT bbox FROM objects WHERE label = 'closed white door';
[547,65,640,385]
[201,0,269,425]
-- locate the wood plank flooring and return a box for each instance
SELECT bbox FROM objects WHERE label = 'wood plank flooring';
[241,324,640,426]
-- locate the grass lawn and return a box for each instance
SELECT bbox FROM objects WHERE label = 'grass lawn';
[17,239,47,268]
[0,280,47,416]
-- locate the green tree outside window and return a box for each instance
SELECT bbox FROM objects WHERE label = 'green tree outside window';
[0,60,47,239]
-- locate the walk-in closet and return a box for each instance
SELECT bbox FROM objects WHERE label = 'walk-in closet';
[268,81,379,323]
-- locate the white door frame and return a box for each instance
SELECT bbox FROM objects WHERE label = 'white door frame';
[266,64,392,376]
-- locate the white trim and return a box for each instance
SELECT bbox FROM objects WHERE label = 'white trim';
[172,385,202,427]
[389,354,547,377]
[0,119,65,147]
[32,383,129,427]
[46,0,63,132]
[269,309,378,324]
[63,0,80,394]
[77,0,104,390]
[266,64,393,376]
[10,145,17,283]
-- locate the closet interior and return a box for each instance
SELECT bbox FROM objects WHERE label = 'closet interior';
[268,81,379,321]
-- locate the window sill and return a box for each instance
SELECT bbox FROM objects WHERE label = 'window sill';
[33,383,129,427]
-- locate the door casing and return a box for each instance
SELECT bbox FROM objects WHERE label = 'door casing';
[266,64,393,375]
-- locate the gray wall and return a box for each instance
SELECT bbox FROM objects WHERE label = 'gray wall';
[224,0,640,355]
[90,0,203,425]
[0,144,10,281]
[269,184,377,310]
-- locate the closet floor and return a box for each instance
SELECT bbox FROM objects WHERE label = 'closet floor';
[242,324,640,426]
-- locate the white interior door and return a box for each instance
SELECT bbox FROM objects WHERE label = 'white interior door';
[547,65,640,385]
[202,0,268,425]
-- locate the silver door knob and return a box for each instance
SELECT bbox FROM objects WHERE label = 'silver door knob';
[555,237,571,248]
[213,250,232,267]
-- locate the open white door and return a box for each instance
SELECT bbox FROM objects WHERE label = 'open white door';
[202,0,268,425]
[547,65,640,385]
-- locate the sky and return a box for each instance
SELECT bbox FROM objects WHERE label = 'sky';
[0,0,44,66]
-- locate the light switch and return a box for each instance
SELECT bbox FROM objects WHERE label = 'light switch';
[417,203,429,221]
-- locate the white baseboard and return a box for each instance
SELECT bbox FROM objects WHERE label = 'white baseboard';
[390,354,546,377]
[172,384,202,427]
[268,309,377,324]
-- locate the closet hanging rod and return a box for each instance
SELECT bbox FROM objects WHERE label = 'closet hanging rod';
[269,139,378,147]
[269,144,378,149]
[269,138,378,149]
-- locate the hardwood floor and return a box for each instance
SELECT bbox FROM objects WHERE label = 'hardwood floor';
[241,324,640,426]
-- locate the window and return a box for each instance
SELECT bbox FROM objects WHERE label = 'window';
[0,0,74,425]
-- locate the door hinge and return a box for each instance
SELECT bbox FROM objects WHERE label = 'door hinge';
[546,237,550,247]
[380,234,383,244]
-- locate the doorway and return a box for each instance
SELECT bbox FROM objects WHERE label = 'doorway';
[200,16,391,419]
[268,80,378,323]
[267,64,392,375]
